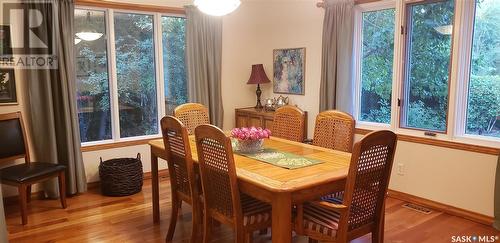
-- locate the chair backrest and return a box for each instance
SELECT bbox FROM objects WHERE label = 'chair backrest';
[195,124,242,224]
[342,130,397,231]
[312,110,355,152]
[160,116,197,201]
[272,105,305,142]
[174,103,210,135]
[0,112,29,164]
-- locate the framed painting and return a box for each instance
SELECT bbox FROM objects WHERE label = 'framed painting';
[0,69,17,105]
[0,25,13,55]
[273,47,305,95]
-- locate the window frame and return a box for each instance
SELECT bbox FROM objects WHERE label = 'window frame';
[399,0,456,135]
[353,0,500,148]
[452,0,500,147]
[353,0,397,131]
[159,14,188,116]
[75,5,186,147]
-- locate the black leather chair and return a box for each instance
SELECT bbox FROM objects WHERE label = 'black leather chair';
[0,112,67,225]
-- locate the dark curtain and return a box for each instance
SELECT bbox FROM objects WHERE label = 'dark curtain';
[318,0,355,114]
[185,6,224,127]
[24,0,87,196]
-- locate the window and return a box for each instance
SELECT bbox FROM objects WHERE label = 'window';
[465,0,500,138]
[353,0,499,147]
[75,7,187,144]
[401,0,455,132]
[75,9,112,143]
[114,13,158,138]
[356,7,395,124]
[162,16,187,115]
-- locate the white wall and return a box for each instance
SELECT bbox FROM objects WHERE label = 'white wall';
[221,0,324,137]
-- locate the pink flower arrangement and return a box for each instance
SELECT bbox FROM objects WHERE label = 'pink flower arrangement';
[231,127,271,141]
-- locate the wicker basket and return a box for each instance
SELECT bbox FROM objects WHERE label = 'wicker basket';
[99,154,143,196]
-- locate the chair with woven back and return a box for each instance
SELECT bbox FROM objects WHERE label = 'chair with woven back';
[272,105,306,142]
[294,130,397,243]
[194,124,272,243]
[0,112,67,225]
[174,103,210,135]
[160,116,202,242]
[311,110,355,152]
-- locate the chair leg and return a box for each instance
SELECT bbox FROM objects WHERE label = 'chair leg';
[235,228,245,243]
[26,185,32,203]
[245,231,253,243]
[166,197,180,242]
[191,202,202,242]
[202,214,212,243]
[18,184,28,225]
[58,171,67,209]
[372,213,385,243]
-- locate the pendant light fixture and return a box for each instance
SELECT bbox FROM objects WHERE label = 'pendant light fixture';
[75,11,103,41]
[194,0,241,16]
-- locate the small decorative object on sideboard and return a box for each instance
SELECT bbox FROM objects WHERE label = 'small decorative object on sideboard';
[264,98,274,111]
[263,95,290,111]
[247,64,271,109]
[231,127,271,153]
[275,95,289,108]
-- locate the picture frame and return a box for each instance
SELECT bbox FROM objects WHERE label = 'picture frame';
[272,47,305,95]
[0,68,17,105]
[0,25,13,56]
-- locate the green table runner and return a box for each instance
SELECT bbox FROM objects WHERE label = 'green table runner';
[235,148,324,170]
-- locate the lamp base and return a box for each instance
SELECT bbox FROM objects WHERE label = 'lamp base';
[255,84,263,110]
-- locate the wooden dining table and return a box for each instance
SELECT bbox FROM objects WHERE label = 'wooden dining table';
[149,136,351,243]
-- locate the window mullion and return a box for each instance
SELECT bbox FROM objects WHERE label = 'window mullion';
[107,9,120,141]
[353,6,363,123]
[452,0,475,139]
[392,0,405,132]
[155,13,166,134]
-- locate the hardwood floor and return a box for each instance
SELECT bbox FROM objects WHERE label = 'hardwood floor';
[4,177,499,243]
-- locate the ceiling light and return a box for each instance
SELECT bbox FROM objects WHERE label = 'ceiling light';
[194,0,241,16]
[75,38,82,44]
[434,25,453,35]
[75,11,103,41]
[75,32,103,41]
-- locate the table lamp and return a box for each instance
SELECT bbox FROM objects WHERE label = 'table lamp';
[247,64,271,109]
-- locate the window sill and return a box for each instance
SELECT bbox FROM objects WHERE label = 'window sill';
[81,136,162,152]
[354,128,499,155]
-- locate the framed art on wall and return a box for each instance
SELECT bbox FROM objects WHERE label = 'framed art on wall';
[273,47,305,95]
[0,68,17,105]
[0,25,13,56]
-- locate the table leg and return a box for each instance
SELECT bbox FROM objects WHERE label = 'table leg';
[272,192,292,243]
[151,148,160,224]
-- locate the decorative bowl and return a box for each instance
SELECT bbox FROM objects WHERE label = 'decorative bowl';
[237,139,264,153]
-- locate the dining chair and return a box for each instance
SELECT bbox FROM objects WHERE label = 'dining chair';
[174,103,210,135]
[311,110,355,152]
[195,124,272,243]
[272,105,306,142]
[0,112,67,225]
[160,116,202,242]
[294,130,397,243]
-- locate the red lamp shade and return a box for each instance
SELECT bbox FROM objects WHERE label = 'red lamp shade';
[247,64,271,85]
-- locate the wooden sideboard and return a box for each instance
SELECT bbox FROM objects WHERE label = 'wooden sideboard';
[235,107,308,140]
